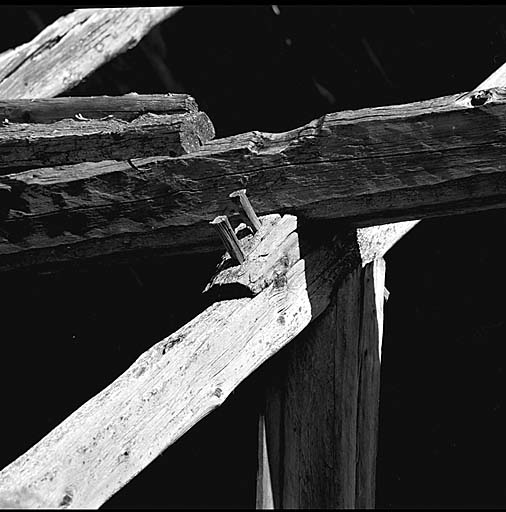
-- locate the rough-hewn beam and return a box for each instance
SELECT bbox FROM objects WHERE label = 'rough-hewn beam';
[252,63,506,512]
[0,214,378,509]
[368,59,506,261]
[0,7,182,99]
[355,258,385,508]
[0,111,214,171]
[1,88,506,271]
[0,94,198,124]
[256,258,385,509]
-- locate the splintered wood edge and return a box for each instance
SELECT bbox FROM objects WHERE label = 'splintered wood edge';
[204,215,417,297]
[0,94,199,124]
[204,214,299,296]
[0,7,182,100]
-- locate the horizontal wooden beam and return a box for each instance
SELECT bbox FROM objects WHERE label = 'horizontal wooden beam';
[0,94,198,124]
[0,111,214,171]
[1,88,506,271]
[364,59,506,275]
[0,214,378,509]
[0,7,182,99]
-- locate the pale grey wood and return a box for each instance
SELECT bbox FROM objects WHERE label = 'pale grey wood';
[0,94,198,124]
[355,258,385,509]
[0,214,360,509]
[3,88,506,270]
[473,61,506,92]
[254,62,506,510]
[256,257,385,509]
[204,214,298,296]
[0,7,182,99]
[256,414,274,509]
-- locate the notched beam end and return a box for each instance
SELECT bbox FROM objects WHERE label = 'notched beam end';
[203,213,300,298]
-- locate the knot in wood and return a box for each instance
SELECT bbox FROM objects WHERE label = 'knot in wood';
[273,271,288,289]
[470,89,492,107]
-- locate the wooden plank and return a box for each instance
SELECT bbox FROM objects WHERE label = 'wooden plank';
[2,87,506,270]
[355,258,385,509]
[256,414,274,509]
[255,257,386,509]
[0,111,214,171]
[0,7,182,99]
[0,94,198,124]
[0,214,376,509]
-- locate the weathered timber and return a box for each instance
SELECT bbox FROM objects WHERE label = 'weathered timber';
[0,7,182,99]
[204,214,299,296]
[0,214,378,509]
[252,63,506,511]
[256,413,274,509]
[0,111,214,171]
[472,61,506,93]
[2,87,506,270]
[355,258,385,508]
[255,258,385,508]
[376,58,506,259]
[0,94,198,124]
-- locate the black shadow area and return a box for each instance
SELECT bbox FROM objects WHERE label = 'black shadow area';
[377,209,506,509]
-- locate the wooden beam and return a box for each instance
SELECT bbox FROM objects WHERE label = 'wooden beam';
[255,258,385,508]
[251,61,506,512]
[366,58,506,267]
[0,7,182,99]
[0,214,380,509]
[355,258,385,508]
[0,111,214,171]
[2,87,506,270]
[0,94,198,124]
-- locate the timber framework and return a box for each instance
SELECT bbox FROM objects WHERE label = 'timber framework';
[0,6,505,509]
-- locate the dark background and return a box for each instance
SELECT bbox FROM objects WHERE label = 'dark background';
[0,5,506,508]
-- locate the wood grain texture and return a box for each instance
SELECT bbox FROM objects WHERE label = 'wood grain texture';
[2,88,506,270]
[0,94,198,124]
[256,414,274,509]
[472,61,506,93]
[0,216,361,509]
[355,258,385,509]
[375,59,506,267]
[204,214,299,296]
[0,7,182,99]
[0,111,214,171]
[256,257,386,509]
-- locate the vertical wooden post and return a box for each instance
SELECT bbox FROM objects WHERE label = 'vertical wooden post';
[256,413,275,509]
[355,258,385,508]
[256,258,386,509]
